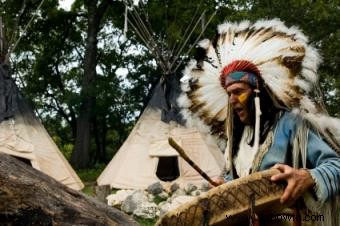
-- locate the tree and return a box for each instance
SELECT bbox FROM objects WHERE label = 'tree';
[1,0,338,171]
[1,0,152,168]
[70,0,113,169]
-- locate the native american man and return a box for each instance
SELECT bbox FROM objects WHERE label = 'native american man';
[178,19,340,226]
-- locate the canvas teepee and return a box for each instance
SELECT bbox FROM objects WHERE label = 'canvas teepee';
[97,1,224,189]
[97,81,224,189]
[0,63,84,190]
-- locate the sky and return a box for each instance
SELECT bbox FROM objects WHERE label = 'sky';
[58,0,75,11]
[58,0,140,11]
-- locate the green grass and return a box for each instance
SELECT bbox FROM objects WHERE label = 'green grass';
[77,165,105,196]
[134,217,158,226]
[82,182,96,196]
[77,164,105,182]
[153,195,167,205]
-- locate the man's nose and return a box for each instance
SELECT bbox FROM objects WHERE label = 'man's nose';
[229,93,238,104]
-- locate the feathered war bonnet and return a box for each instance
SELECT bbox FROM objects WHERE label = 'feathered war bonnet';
[177,18,340,154]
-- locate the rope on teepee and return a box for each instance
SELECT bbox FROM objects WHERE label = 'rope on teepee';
[169,1,203,64]
[169,10,207,72]
[123,0,215,75]
[126,1,168,72]
[172,10,216,73]
[123,5,128,40]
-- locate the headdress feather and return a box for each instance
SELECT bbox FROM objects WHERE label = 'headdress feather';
[178,18,340,153]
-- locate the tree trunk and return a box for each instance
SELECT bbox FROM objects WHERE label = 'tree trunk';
[71,98,93,168]
[71,0,110,168]
[93,116,107,164]
[0,152,139,226]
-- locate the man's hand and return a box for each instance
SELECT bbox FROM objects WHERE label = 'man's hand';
[208,177,225,189]
[271,164,315,206]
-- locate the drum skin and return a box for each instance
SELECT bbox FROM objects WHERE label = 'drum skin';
[156,169,286,226]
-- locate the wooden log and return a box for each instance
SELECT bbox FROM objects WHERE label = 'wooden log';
[0,152,139,226]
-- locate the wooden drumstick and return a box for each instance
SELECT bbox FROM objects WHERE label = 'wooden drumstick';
[168,137,220,187]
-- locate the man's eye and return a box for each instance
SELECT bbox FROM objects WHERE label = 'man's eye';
[234,90,243,95]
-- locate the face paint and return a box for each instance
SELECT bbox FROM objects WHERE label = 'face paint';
[226,83,253,124]
[238,92,249,105]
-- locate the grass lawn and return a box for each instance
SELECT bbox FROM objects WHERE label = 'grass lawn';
[77,166,104,196]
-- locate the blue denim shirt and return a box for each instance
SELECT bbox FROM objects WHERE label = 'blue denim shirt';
[227,111,340,203]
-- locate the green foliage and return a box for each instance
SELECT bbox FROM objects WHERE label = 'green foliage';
[152,195,167,205]
[77,164,106,182]
[81,184,96,197]
[52,135,74,160]
[134,217,158,226]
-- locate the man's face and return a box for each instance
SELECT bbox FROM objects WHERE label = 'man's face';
[226,82,253,124]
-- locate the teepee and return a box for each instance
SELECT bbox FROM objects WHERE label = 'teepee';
[0,63,84,190]
[97,2,224,189]
[97,82,224,189]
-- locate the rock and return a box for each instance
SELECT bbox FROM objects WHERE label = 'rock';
[159,202,172,217]
[200,181,210,192]
[157,191,169,200]
[162,183,172,194]
[147,182,163,195]
[121,190,148,214]
[147,193,155,202]
[190,190,201,196]
[171,188,186,199]
[185,183,197,194]
[171,195,195,207]
[133,202,160,219]
[170,182,180,193]
[106,190,134,208]
[159,195,195,216]
[158,201,167,208]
